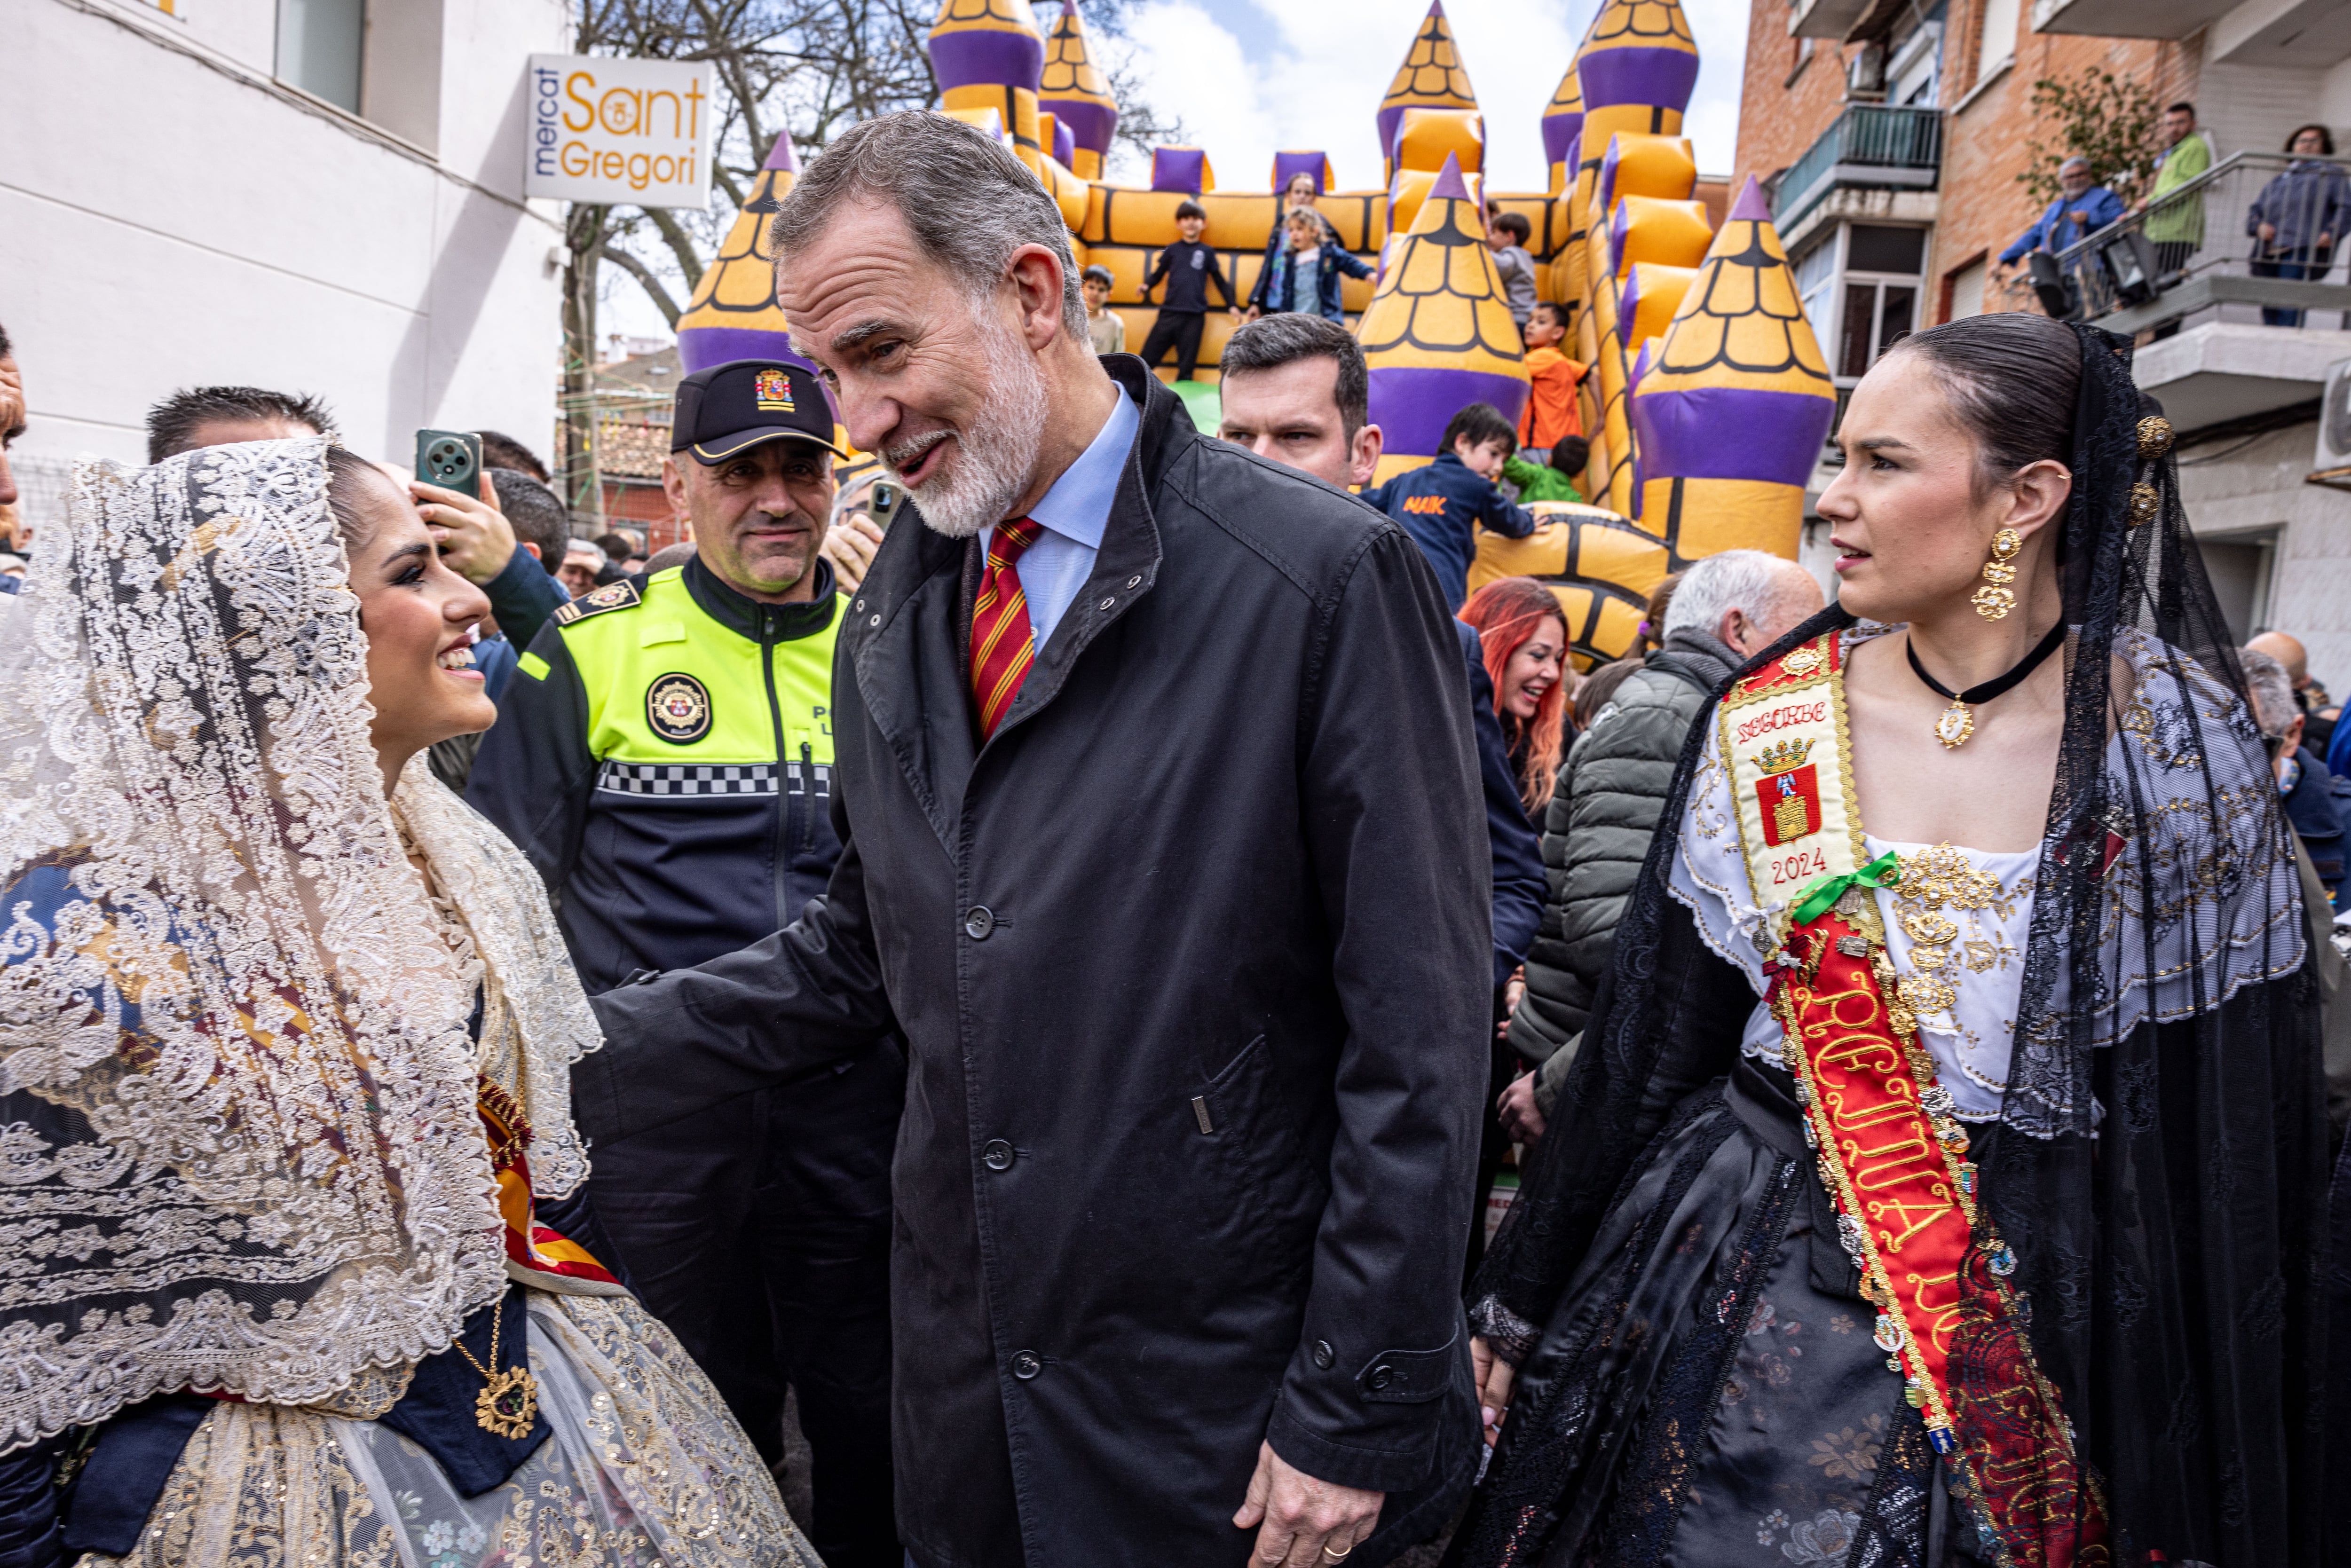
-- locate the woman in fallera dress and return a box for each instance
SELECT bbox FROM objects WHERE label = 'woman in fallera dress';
[1449,313,2334,1566]
[0,439,818,1567]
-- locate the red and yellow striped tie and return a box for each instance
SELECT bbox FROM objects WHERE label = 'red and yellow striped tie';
[971,517,1044,741]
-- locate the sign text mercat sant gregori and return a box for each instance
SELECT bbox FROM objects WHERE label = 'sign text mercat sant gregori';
[525,55,714,209]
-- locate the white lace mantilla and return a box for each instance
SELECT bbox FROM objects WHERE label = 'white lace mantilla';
[0,442,513,1451]
[1671,622,2303,1123]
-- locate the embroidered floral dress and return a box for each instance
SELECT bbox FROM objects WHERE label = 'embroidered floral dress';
[1449,622,2304,1568]
[0,443,818,1568]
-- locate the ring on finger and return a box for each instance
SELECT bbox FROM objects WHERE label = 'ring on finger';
[1322,1544,1354,1560]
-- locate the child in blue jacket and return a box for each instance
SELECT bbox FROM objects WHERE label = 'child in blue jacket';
[1361,402,1538,610]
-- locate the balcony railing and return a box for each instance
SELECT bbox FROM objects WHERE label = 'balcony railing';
[2050,150,2351,330]
[1772,105,1942,230]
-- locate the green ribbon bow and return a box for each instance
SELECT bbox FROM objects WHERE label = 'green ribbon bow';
[1791,851,1903,926]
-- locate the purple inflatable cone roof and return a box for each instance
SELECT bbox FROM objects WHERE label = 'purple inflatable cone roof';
[1428,152,1470,205]
[1728,173,1771,222]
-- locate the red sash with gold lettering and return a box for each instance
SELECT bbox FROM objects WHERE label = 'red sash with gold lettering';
[1720,633,2107,1568]
[478,1077,623,1288]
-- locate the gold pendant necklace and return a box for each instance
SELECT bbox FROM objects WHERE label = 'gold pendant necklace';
[452,1291,538,1439]
[1905,623,2067,749]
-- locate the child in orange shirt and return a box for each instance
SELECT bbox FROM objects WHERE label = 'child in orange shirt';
[1516,302,1586,450]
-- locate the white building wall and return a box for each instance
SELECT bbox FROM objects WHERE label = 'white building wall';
[2177,419,2351,691]
[0,0,568,516]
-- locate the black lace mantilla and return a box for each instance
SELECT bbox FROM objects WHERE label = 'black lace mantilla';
[1455,323,2336,1564]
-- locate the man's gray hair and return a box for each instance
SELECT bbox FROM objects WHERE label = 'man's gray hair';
[2240,647,2298,738]
[1664,549,1808,639]
[771,111,1087,339]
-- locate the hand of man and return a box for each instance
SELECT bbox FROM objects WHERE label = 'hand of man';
[1470,1336,1518,1448]
[412,474,516,586]
[2260,221,2278,244]
[820,511,886,592]
[1497,971,1525,1042]
[1496,1070,1545,1143]
[1232,1442,1382,1566]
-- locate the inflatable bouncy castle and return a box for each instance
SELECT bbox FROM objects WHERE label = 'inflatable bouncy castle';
[680,0,1835,669]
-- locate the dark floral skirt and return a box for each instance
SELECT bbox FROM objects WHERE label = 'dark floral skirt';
[1448,1061,1991,1568]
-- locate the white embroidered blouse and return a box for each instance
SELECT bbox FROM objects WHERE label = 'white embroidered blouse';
[1667,622,2304,1125]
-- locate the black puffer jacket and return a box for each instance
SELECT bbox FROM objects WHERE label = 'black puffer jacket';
[1508,629,1737,1104]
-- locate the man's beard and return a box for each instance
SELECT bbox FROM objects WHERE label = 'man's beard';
[884,309,1049,540]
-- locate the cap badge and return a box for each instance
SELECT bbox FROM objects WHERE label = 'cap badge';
[754,368,795,412]
[646,671,714,744]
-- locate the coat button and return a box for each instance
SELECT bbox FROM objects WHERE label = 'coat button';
[1126,575,1141,589]
[1011,1350,1042,1380]
[868,613,881,626]
[1312,1340,1334,1370]
[964,906,995,940]
[1098,597,1115,611]
[1366,1364,1394,1391]
[982,1139,1015,1171]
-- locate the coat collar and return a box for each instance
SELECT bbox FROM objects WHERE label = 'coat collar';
[681,552,839,643]
[851,358,1190,855]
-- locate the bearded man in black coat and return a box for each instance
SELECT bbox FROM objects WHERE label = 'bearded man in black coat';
[576,110,1489,1568]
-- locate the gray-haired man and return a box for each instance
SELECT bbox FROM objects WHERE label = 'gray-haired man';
[576,111,1487,1567]
[1499,548,1823,1140]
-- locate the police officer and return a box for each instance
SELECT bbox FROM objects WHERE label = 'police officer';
[468,359,899,1567]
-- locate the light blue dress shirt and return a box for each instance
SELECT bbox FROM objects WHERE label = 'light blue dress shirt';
[980,385,1138,651]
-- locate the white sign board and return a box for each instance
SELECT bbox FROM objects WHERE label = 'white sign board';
[526,55,713,208]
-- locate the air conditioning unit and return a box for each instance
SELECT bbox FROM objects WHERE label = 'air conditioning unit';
[2316,358,2351,471]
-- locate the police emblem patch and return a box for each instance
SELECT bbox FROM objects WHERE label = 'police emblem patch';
[646,672,714,744]
[754,368,794,412]
[552,576,640,624]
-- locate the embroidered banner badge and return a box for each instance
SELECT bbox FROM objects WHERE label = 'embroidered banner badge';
[1719,631,2107,1568]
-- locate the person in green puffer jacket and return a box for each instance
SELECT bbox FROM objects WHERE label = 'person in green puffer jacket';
[1495,548,1822,1139]
[2142,102,2213,276]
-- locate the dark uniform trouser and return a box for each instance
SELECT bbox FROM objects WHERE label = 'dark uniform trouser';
[1139,309,1208,381]
[587,1043,905,1568]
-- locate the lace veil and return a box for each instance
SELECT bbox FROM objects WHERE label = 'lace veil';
[0,441,511,1451]
[1472,324,2332,1560]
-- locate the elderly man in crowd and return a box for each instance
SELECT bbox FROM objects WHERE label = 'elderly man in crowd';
[1499,547,1823,1139]
[576,110,1487,1568]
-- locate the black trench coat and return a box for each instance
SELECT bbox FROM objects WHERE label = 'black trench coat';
[577,360,1489,1565]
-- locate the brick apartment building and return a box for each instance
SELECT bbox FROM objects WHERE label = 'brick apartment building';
[1731,0,2351,686]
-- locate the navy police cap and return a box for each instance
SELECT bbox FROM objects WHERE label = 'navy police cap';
[670,359,847,464]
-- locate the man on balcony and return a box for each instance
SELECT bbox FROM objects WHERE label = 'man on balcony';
[1996,157,2126,292]
[2141,103,2213,280]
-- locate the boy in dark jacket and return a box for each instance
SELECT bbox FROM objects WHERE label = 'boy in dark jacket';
[1360,402,1538,609]
[1140,201,1235,381]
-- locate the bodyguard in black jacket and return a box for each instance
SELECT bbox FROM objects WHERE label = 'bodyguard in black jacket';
[580,111,1487,1568]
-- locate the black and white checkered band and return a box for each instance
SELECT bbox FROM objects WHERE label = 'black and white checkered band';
[595,760,831,799]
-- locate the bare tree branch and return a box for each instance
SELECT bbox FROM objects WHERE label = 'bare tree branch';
[604,245,686,326]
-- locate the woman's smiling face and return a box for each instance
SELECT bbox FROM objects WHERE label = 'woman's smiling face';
[1502,615,1566,722]
[339,463,496,773]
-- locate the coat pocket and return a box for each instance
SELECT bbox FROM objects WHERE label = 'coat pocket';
[1191,1036,1315,1289]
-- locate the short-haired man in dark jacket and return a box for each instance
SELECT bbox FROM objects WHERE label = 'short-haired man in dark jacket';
[1359,402,1538,610]
[578,111,1487,1568]
[1497,548,1821,1140]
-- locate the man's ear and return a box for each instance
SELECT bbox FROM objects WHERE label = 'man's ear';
[521,542,543,563]
[1351,423,1384,490]
[1006,245,1069,351]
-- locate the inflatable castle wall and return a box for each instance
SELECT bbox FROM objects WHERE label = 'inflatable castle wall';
[675,0,1837,669]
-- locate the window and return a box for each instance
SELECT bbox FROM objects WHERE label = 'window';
[1888,20,1942,108]
[1800,224,1929,460]
[1947,258,1987,320]
[277,0,363,113]
[1975,0,2019,85]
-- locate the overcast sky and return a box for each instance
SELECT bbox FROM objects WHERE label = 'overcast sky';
[1100,0,1751,192]
[598,0,1752,346]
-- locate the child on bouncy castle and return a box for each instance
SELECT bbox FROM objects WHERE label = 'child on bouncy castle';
[1140,201,1236,383]
[1360,402,1539,612]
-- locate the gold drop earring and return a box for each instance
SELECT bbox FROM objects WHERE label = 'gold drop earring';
[1971,528,2020,621]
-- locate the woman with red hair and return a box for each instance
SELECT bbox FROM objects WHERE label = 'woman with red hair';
[1460,577,1571,813]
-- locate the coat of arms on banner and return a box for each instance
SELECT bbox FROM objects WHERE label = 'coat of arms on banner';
[1754,737,1821,846]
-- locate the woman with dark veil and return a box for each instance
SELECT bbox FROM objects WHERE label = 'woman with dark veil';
[1449,313,2331,1567]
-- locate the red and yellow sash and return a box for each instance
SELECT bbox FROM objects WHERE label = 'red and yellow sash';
[1720,633,2106,1568]
[478,1078,623,1289]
